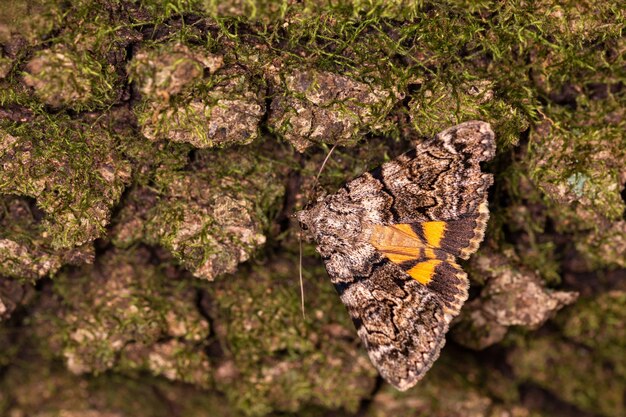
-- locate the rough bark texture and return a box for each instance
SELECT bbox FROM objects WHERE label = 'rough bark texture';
[0,1,625,416]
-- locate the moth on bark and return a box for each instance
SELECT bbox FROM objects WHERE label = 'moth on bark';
[298,121,495,390]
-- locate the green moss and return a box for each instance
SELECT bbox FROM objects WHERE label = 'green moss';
[510,335,625,417]
[0,196,95,280]
[527,101,626,268]
[0,116,131,250]
[0,0,62,45]
[561,291,626,378]
[129,41,267,148]
[131,39,264,140]
[12,0,147,111]
[268,69,401,151]
[529,106,625,226]
[114,116,194,187]
[0,53,11,79]
[23,44,120,111]
[580,222,626,269]
[112,141,287,280]
[140,0,205,20]
[45,247,212,386]
[204,0,419,22]
[209,258,377,416]
[0,360,232,417]
[407,78,529,148]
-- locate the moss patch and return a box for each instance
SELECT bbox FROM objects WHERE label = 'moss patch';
[208,258,377,416]
[0,116,131,250]
[43,247,212,387]
[112,142,286,280]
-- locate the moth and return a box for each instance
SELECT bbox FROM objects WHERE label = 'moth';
[298,121,495,390]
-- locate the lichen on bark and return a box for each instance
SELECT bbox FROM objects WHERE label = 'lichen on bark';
[452,249,578,350]
[268,69,401,152]
[112,142,286,280]
[37,247,212,387]
[0,116,131,251]
[207,259,377,416]
[23,44,121,110]
[129,41,265,148]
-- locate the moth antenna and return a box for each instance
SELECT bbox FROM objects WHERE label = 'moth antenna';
[299,228,306,319]
[298,143,339,319]
[313,143,338,193]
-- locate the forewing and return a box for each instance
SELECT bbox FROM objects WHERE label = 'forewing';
[366,121,495,223]
[336,260,449,391]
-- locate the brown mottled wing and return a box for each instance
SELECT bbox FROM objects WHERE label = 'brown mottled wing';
[335,259,448,390]
[297,121,495,391]
[367,121,495,224]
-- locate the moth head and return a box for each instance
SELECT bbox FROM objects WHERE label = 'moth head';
[297,200,363,244]
[296,206,317,238]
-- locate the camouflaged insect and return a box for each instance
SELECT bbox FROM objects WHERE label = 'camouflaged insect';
[298,121,495,390]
